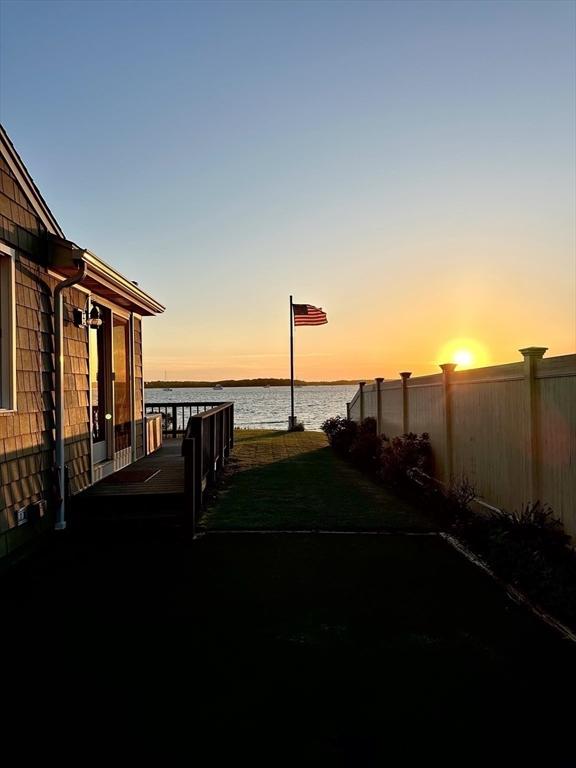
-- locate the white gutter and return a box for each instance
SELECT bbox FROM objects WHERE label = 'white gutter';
[54,259,87,531]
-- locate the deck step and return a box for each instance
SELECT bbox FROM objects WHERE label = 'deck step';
[69,491,188,528]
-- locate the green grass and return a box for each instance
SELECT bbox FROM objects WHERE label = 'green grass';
[4,430,575,763]
[4,530,575,763]
[204,429,433,531]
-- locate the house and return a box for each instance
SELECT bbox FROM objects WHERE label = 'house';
[0,124,164,557]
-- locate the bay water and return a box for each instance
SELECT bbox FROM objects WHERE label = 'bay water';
[145,385,357,432]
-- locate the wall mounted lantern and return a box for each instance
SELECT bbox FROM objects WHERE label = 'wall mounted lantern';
[73,300,103,329]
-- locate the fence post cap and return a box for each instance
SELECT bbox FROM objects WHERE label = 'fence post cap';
[440,363,457,374]
[399,371,412,380]
[358,381,366,388]
[519,346,548,359]
[375,377,384,383]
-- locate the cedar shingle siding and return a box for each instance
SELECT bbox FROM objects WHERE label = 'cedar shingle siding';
[0,135,156,558]
[0,157,89,553]
[0,156,47,261]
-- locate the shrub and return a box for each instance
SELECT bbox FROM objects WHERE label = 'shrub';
[379,432,432,486]
[349,418,383,473]
[443,477,478,526]
[288,421,305,432]
[458,502,576,624]
[489,501,570,556]
[321,416,358,455]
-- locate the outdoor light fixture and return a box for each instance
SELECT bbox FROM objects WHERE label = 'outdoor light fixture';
[88,304,103,328]
[73,299,103,329]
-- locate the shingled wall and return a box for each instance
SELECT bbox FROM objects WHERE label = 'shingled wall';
[0,155,91,556]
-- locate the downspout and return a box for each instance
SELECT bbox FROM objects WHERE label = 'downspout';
[54,258,88,531]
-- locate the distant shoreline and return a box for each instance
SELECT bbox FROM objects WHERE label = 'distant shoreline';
[145,378,362,389]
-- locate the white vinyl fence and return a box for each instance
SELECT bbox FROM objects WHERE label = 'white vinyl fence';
[348,348,576,538]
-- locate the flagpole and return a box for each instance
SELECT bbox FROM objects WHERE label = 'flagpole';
[289,294,295,429]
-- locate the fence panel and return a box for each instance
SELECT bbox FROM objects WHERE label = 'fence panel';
[451,377,528,512]
[537,359,576,535]
[407,380,447,482]
[347,352,576,538]
[380,383,403,439]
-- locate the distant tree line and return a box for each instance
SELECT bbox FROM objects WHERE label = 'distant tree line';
[145,378,363,388]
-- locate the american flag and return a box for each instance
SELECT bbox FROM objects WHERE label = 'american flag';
[292,304,328,326]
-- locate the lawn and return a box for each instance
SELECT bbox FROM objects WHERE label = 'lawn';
[204,429,433,531]
[4,529,575,764]
[3,429,575,764]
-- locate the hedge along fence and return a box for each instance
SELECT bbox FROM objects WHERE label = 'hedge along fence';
[347,349,576,539]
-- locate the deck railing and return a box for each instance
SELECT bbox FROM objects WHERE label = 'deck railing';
[179,402,234,533]
[145,401,229,438]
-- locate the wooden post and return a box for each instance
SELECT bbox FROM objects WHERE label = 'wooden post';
[172,404,177,439]
[346,402,351,420]
[219,409,225,466]
[375,378,384,434]
[219,410,225,467]
[188,417,203,512]
[227,407,231,455]
[440,363,457,488]
[520,347,547,503]
[358,382,366,422]
[400,372,412,434]
[209,414,217,482]
[183,437,196,537]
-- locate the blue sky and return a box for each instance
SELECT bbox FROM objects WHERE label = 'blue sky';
[1,0,574,379]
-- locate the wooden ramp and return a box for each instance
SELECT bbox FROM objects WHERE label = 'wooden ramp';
[72,440,187,525]
[83,441,184,497]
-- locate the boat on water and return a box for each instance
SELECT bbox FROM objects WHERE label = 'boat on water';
[213,383,223,390]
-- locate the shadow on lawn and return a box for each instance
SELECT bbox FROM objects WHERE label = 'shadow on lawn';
[3,530,575,765]
[205,444,433,531]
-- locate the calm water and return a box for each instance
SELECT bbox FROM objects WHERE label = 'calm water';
[145,385,357,431]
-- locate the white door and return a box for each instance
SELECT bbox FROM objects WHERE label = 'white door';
[90,304,112,464]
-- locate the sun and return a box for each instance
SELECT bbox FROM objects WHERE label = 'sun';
[453,349,473,367]
[437,338,489,370]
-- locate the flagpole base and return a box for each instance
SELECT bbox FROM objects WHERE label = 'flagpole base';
[288,416,298,430]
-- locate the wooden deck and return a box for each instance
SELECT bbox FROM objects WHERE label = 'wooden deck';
[82,440,184,497]
[72,440,186,525]
[74,402,233,531]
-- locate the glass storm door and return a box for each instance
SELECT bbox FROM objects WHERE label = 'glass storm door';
[90,306,111,464]
[113,314,132,452]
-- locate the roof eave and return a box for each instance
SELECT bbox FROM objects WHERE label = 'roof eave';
[49,236,165,316]
[83,249,166,315]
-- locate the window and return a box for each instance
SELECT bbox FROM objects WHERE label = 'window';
[0,242,16,411]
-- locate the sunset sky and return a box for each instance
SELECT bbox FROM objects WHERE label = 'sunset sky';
[1,0,574,380]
